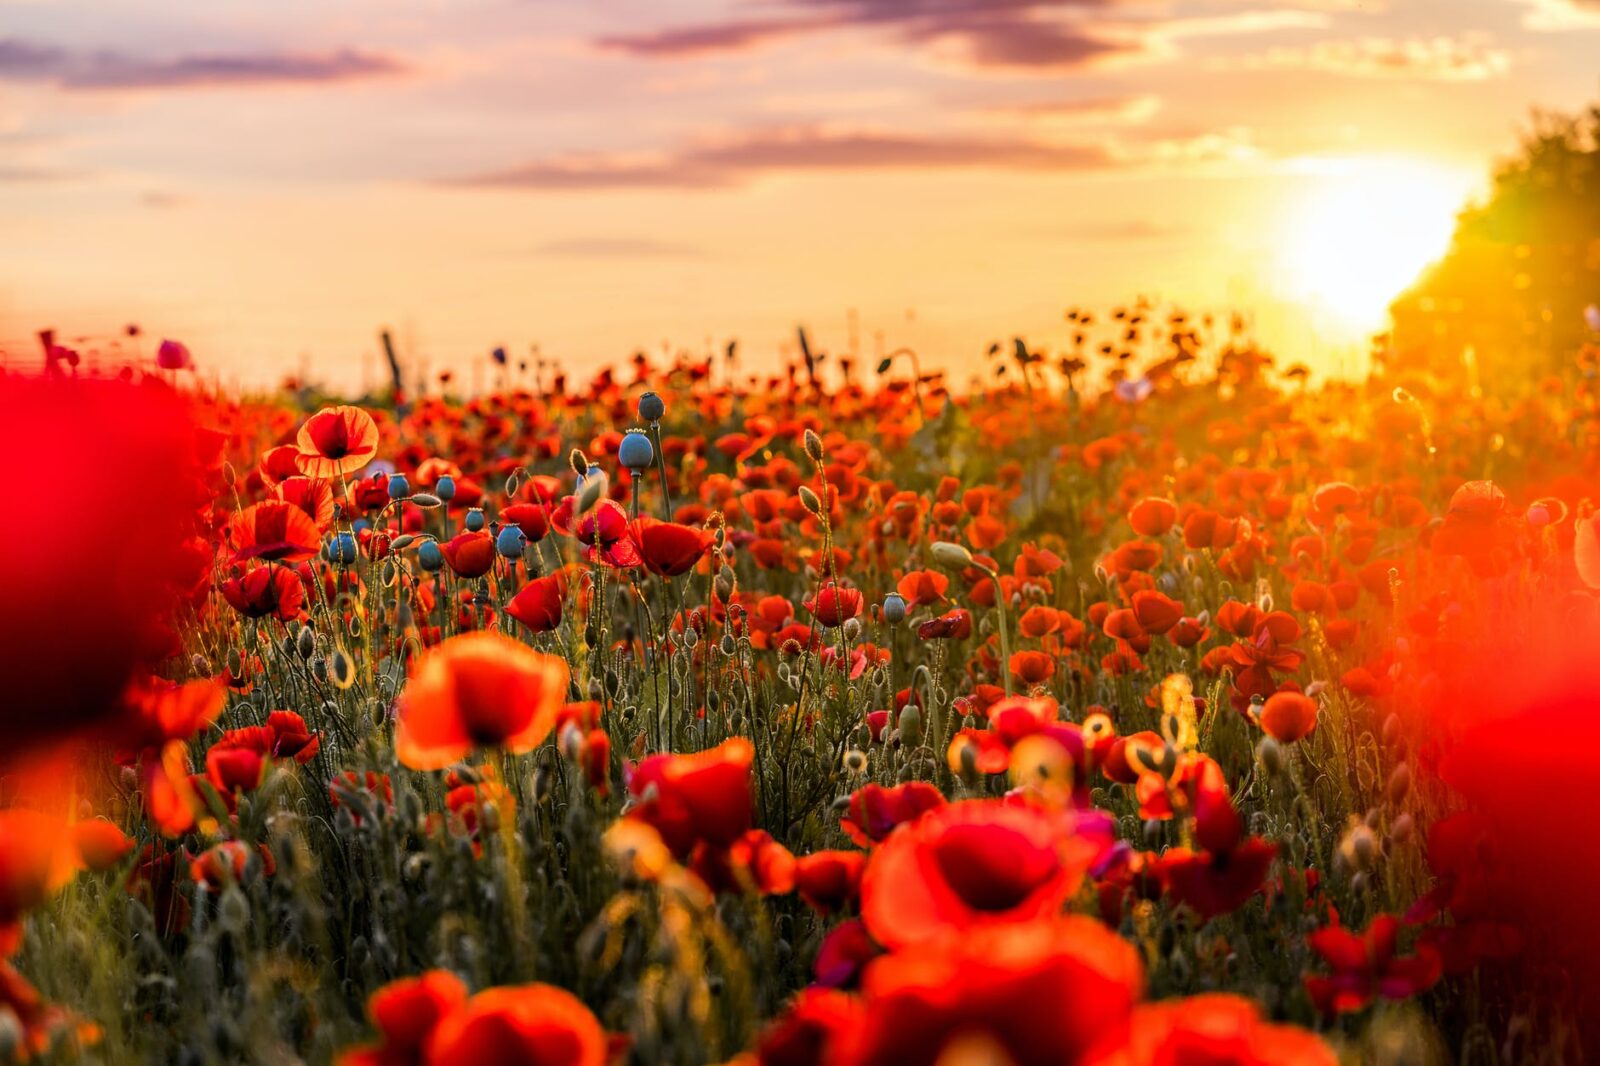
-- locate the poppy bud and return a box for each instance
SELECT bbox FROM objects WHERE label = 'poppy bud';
[296,625,316,659]
[638,391,665,423]
[418,541,444,572]
[803,429,825,463]
[618,430,654,472]
[930,541,974,570]
[842,749,867,773]
[435,476,456,502]
[882,593,907,624]
[387,473,410,500]
[898,704,923,747]
[1390,812,1414,844]
[569,449,589,478]
[495,525,527,559]
[842,617,861,641]
[328,532,358,565]
[1256,736,1284,776]
[465,509,486,532]
[411,493,443,509]
[1386,763,1410,805]
[798,485,822,515]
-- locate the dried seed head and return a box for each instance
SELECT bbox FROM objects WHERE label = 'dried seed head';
[842,749,868,774]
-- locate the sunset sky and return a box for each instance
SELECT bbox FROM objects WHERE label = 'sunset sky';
[3,0,1598,388]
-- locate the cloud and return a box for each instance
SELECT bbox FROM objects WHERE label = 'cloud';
[445,125,1115,191]
[0,162,82,183]
[1237,36,1512,80]
[0,39,406,91]
[1517,0,1600,28]
[533,237,704,258]
[596,0,1135,71]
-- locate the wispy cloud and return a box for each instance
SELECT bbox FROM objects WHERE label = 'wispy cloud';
[444,125,1116,191]
[0,39,406,91]
[596,0,1134,71]
[986,93,1161,124]
[1235,35,1512,80]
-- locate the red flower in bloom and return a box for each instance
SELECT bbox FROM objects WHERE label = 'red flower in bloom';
[337,970,468,1066]
[861,800,1103,949]
[296,405,379,478]
[1128,497,1178,537]
[189,840,261,891]
[500,502,551,544]
[1431,479,1515,573]
[1085,993,1336,1066]
[805,584,863,627]
[553,497,641,568]
[1258,691,1317,743]
[0,810,80,942]
[71,820,133,872]
[230,501,321,564]
[689,830,796,895]
[1157,838,1277,921]
[747,988,863,1066]
[629,517,713,577]
[205,745,265,794]
[395,632,570,770]
[440,530,497,578]
[839,917,1143,1066]
[424,984,609,1066]
[627,738,754,857]
[917,609,972,640]
[506,571,567,633]
[1303,914,1441,1015]
[896,569,949,607]
[1,375,215,759]
[840,781,946,846]
[1130,590,1183,636]
[220,563,305,621]
[794,850,867,914]
[1009,650,1056,686]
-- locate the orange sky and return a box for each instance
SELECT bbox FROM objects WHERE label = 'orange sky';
[2,0,1598,389]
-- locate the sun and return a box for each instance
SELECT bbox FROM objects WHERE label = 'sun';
[1279,158,1476,332]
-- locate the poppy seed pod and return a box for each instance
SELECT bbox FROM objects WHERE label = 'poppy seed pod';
[495,524,527,559]
[386,473,409,500]
[882,592,907,624]
[638,391,665,423]
[418,540,444,572]
[618,430,654,472]
[434,475,456,502]
[327,532,358,565]
[465,509,486,532]
[930,541,975,569]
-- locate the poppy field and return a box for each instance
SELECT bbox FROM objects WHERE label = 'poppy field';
[4,318,1600,1066]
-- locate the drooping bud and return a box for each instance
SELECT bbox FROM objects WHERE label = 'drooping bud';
[930,540,974,570]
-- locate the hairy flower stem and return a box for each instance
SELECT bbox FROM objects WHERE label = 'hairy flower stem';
[982,566,1015,698]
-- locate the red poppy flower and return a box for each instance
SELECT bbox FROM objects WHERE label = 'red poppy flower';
[219,563,305,621]
[841,781,946,846]
[1130,590,1184,636]
[296,405,380,478]
[553,497,642,568]
[689,830,796,895]
[1086,993,1336,1066]
[500,502,551,544]
[424,984,609,1066]
[1009,650,1057,687]
[506,571,568,633]
[230,502,321,564]
[794,850,867,914]
[861,800,1103,949]
[627,738,754,857]
[1303,914,1441,1015]
[1258,691,1317,743]
[748,988,863,1066]
[629,517,714,577]
[441,530,497,578]
[70,820,133,873]
[896,569,949,607]
[337,970,468,1066]
[1157,838,1277,920]
[917,608,973,640]
[0,810,80,937]
[805,584,864,627]
[840,917,1143,1066]
[1128,497,1178,537]
[395,632,570,770]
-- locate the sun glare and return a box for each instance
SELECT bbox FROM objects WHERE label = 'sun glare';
[1280,158,1475,332]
